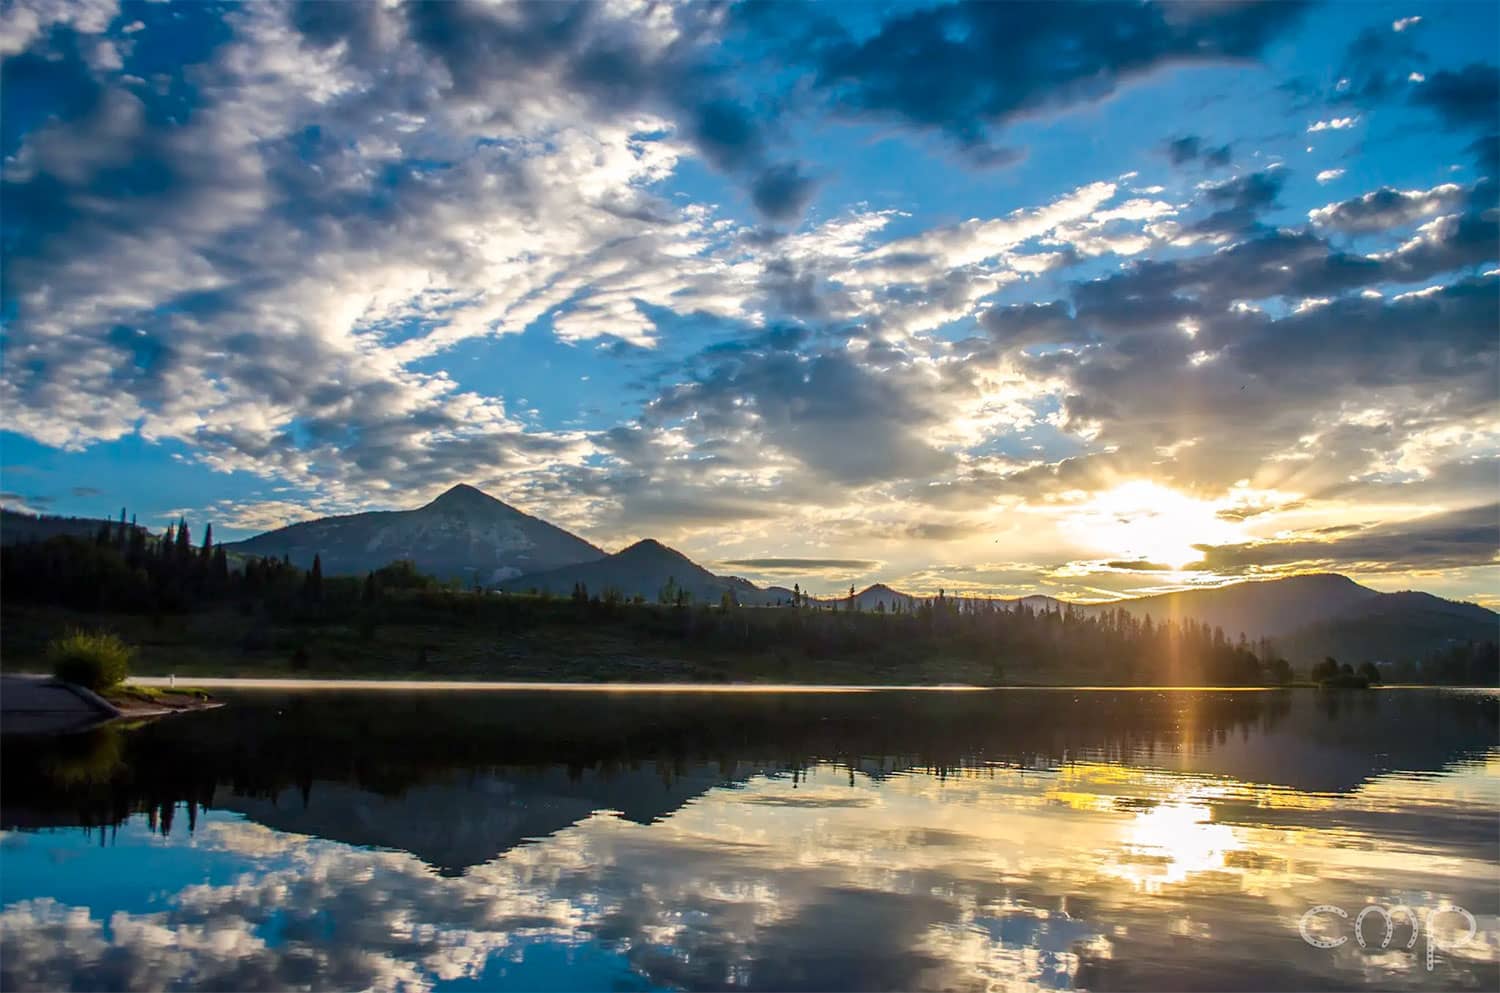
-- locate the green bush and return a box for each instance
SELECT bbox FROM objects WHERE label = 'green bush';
[47,630,132,692]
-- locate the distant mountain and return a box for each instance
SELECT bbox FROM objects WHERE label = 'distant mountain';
[1075,575,1495,664]
[215,487,1496,664]
[1274,590,1498,665]
[813,574,1492,666]
[1087,573,1381,639]
[1,508,148,545]
[849,583,917,612]
[500,538,791,605]
[224,484,604,583]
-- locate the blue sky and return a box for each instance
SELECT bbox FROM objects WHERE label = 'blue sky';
[2,1,1496,602]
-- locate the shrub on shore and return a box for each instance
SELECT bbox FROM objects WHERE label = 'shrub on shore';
[47,630,132,692]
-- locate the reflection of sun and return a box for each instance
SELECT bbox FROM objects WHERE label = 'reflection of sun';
[1066,481,1244,570]
[1115,800,1243,891]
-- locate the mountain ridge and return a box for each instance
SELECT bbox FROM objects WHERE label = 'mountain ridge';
[216,484,1493,663]
[223,483,605,584]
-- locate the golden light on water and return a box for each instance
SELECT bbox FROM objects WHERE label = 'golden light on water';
[1114,799,1243,891]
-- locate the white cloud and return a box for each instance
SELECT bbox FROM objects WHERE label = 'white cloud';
[0,0,116,56]
[1316,168,1345,184]
[1307,117,1360,133]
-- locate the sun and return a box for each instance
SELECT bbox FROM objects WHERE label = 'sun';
[1065,481,1244,570]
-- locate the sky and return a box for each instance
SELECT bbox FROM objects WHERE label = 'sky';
[1,0,1497,604]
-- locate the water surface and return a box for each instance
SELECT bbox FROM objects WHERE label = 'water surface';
[2,688,1496,991]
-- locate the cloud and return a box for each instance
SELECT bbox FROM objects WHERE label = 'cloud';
[719,558,881,572]
[806,0,1306,163]
[1330,22,1428,107]
[0,0,116,57]
[1188,170,1285,237]
[1188,504,1499,574]
[0,2,774,504]
[1307,117,1359,132]
[1,2,1496,600]
[1104,560,1176,572]
[750,162,820,223]
[1165,135,1232,169]
[1411,63,1500,131]
[1308,183,1466,232]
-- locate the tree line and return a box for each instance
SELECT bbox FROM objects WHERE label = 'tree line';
[4,527,1494,685]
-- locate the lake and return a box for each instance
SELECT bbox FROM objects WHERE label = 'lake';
[1,687,1496,992]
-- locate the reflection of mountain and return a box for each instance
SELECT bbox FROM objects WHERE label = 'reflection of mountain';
[214,764,743,876]
[3,689,1495,873]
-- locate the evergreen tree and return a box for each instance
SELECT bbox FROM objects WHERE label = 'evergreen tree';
[305,553,323,602]
[175,518,192,566]
[212,544,229,584]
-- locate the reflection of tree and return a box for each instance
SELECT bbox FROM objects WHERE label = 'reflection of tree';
[39,726,125,789]
[3,689,1494,848]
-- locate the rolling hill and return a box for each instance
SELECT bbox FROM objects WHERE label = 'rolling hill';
[1,508,148,545]
[1081,573,1381,639]
[1273,590,1498,665]
[498,538,792,605]
[224,484,604,584]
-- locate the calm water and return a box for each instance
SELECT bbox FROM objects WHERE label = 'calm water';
[1,688,1497,992]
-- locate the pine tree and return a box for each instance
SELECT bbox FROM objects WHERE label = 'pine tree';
[305,553,323,602]
[127,524,147,568]
[175,517,192,565]
[201,523,214,562]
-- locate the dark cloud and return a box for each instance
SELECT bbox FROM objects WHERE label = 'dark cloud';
[1188,504,1499,574]
[981,301,1086,350]
[1411,63,1500,131]
[1166,135,1202,165]
[750,162,819,223]
[1333,22,1428,107]
[649,344,955,486]
[1105,560,1175,572]
[1469,134,1500,176]
[720,558,881,571]
[1165,135,1232,169]
[328,0,810,221]
[1309,184,1467,232]
[1191,170,1284,236]
[689,97,766,173]
[810,1,1307,163]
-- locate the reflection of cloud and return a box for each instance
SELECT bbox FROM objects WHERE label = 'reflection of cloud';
[4,754,1498,991]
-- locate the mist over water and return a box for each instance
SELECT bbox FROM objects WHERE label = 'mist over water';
[2,688,1497,991]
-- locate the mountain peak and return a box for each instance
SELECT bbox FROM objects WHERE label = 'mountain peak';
[425,483,505,512]
[617,538,688,561]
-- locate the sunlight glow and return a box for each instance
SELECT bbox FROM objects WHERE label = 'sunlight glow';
[1063,481,1246,570]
